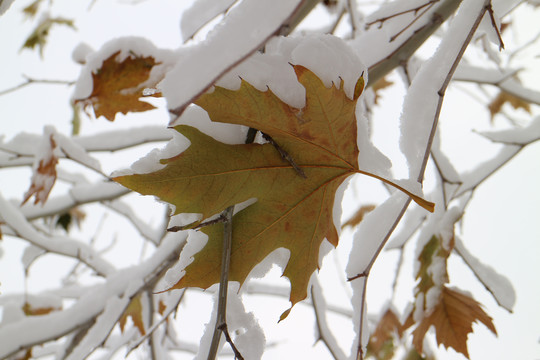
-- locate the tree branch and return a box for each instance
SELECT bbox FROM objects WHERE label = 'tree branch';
[350,1,492,358]
[0,193,116,277]
[366,0,463,85]
[207,206,243,360]
[0,235,187,359]
[0,76,74,96]
[311,278,347,360]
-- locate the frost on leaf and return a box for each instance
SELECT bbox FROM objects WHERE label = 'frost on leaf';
[115,65,432,319]
[76,51,161,121]
[412,286,496,358]
[22,129,58,206]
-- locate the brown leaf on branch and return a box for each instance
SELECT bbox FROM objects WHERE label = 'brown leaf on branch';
[119,296,146,335]
[412,286,497,359]
[76,51,161,121]
[115,65,433,320]
[372,76,393,104]
[22,132,58,206]
[342,204,376,229]
[21,16,75,56]
[488,90,531,120]
[367,308,403,360]
[22,302,59,316]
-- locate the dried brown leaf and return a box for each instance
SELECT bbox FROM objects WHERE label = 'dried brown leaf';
[367,308,403,360]
[119,296,146,335]
[76,51,161,121]
[372,76,393,104]
[412,286,496,358]
[22,133,58,206]
[22,302,58,316]
[342,204,376,229]
[488,91,531,120]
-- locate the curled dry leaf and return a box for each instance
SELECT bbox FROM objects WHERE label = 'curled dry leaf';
[76,51,161,121]
[22,131,58,206]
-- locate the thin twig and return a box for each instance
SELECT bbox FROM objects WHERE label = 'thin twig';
[486,2,505,50]
[167,214,227,232]
[388,2,436,42]
[218,323,244,360]
[207,206,244,360]
[0,76,74,96]
[126,290,185,357]
[262,132,306,178]
[365,0,438,28]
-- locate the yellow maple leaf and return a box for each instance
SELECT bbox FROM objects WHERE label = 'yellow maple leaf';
[76,51,161,121]
[114,65,433,319]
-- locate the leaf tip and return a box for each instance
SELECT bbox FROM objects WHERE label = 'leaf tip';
[354,73,365,100]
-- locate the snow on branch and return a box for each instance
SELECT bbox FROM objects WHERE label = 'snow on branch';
[0,234,187,359]
[478,116,540,144]
[19,181,129,220]
[455,236,515,312]
[165,0,303,116]
[0,193,115,277]
[352,0,463,84]
[454,64,540,106]
[400,0,492,180]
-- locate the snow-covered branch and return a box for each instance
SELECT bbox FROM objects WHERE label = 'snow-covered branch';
[0,234,187,359]
[0,193,115,276]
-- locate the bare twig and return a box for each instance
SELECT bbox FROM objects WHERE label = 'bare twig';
[207,206,243,360]
[388,2,436,42]
[486,2,505,50]
[218,323,244,360]
[365,0,438,28]
[167,214,227,232]
[0,76,74,96]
